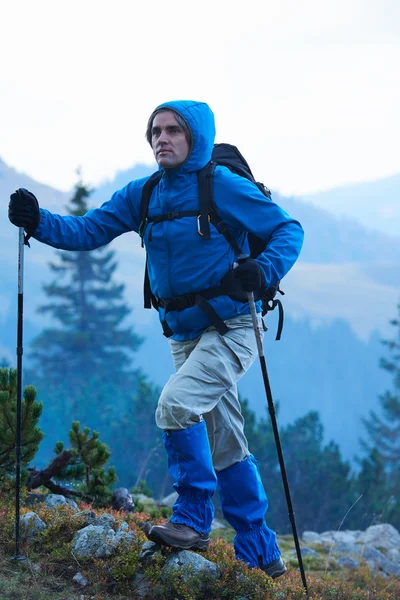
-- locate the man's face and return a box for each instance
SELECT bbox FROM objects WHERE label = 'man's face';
[151,111,190,169]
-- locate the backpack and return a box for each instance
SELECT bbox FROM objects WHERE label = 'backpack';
[138,143,284,339]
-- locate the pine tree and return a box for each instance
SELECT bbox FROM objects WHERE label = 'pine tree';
[28,176,143,425]
[0,368,44,482]
[362,304,400,468]
[242,399,355,532]
[357,303,400,528]
[276,411,354,532]
[54,421,117,504]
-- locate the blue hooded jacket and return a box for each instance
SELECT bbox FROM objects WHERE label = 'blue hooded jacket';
[33,100,304,341]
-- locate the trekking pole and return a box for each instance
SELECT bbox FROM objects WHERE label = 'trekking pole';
[11,227,26,562]
[237,255,309,597]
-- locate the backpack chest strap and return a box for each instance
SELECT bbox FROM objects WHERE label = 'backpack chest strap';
[139,210,199,245]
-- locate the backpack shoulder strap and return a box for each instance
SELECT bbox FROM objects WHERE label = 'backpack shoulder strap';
[197,161,242,256]
[140,171,161,309]
[139,171,162,247]
[197,161,215,240]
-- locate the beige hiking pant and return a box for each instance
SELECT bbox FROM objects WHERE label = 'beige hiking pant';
[155,314,262,472]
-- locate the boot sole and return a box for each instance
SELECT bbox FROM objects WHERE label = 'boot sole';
[147,527,210,551]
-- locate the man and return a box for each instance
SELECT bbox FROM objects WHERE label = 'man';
[9,100,304,578]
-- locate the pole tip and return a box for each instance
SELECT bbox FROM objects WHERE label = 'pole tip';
[10,554,26,562]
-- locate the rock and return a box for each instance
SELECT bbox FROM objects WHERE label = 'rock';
[139,541,161,561]
[302,524,400,553]
[363,524,400,552]
[300,547,320,557]
[302,531,322,544]
[212,519,226,530]
[387,548,400,563]
[24,493,47,507]
[319,530,364,545]
[163,549,218,582]
[74,509,97,527]
[337,556,360,570]
[131,572,151,599]
[133,493,155,504]
[72,524,134,558]
[72,572,88,586]
[333,541,400,577]
[138,521,153,537]
[96,513,116,527]
[112,487,135,512]
[20,512,47,539]
[45,494,78,511]
[381,559,400,577]
[288,547,320,558]
[158,491,178,507]
[19,558,41,572]
[334,541,363,555]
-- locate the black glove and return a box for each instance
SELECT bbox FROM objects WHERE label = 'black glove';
[234,258,266,294]
[8,188,41,235]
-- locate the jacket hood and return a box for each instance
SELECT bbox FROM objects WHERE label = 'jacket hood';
[153,100,216,172]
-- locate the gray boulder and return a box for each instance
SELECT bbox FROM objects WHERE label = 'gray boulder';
[363,524,400,552]
[387,548,400,564]
[319,530,364,545]
[300,547,320,557]
[337,556,360,570]
[158,491,178,507]
[96,513,116,527]
[72,523,134,558]
[45,494,78,511]
[139,541,161,561]
[112,487,135,512]
[20,512,46,539]
[333,541,400,577]
[163,550,218,582]
[73,509,97,527]
[212,519,226,530]
[302,531,322,544]
[131,572,151,599]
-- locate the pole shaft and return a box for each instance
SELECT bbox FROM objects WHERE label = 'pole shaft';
[247,292,309,596]
[15,228,25,558]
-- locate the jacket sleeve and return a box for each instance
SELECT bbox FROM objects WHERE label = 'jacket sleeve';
[213,167,304,288]
[32,180,143,251]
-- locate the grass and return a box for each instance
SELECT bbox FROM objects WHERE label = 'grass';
[0,490,399,600]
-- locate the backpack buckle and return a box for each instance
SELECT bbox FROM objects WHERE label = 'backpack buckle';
[167,211,180,220]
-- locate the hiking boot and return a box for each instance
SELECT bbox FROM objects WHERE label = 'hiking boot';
[147,521,210,551]
[262,556,287,579]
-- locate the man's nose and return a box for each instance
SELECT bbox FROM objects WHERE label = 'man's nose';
[158,129,169,143]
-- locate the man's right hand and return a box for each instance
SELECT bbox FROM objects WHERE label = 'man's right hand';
[8,188,41,234]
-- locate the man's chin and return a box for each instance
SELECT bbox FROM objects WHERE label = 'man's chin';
[157,157,178,168]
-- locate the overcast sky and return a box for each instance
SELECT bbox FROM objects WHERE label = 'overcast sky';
[1,0,399,197]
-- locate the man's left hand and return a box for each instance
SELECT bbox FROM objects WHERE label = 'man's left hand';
[234,259,266,293]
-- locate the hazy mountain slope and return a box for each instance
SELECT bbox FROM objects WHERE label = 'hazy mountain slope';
[298,172,400,237]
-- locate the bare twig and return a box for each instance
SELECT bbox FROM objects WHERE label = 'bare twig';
[324,494,363,575]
